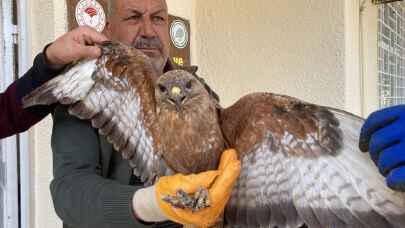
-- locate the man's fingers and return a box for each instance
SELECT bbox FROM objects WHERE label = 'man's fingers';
[185,171,219,191]
[76,26,108,45]
[156,160,239,227]
[359,106,405,152]
[368,120,405,164]
[218,149,238,171]
[80,46,103,59]
[386,166,405,192]
[377,142,405,176]
[210,160,241,198]
[157,171,219,195]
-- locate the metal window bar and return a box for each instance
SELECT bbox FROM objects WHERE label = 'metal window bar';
[16,0,31,226]
[378,1,405,107]
[0,0,20,227]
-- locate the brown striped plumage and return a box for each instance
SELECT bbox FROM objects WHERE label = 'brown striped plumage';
[220,93,342,158]
[155,70,224,174]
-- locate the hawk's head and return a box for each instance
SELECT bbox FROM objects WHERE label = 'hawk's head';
[155,70,210,113]
[154,70,224,174]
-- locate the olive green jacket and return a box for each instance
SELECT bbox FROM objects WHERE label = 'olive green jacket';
[51,106,153,228]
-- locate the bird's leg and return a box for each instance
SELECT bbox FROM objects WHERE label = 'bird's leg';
[161,186,211,212]
[163,188,224,228]
[161,189,193,209]
[192,186,210,212]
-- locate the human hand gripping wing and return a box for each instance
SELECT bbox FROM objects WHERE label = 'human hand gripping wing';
[219,93,405,228]
[23,41,168,184]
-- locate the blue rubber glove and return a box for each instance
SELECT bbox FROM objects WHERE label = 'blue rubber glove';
[359,105,405,192]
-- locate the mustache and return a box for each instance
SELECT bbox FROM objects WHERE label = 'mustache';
[133,37,163,49]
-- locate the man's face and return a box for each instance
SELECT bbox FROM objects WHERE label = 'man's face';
[105,0,170,73]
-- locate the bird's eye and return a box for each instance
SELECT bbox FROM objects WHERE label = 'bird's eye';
[185,80,193,90]
[159,84,167,93]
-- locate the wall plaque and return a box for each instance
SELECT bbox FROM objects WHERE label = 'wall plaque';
[168,15,191,67]
[66,0,107,32]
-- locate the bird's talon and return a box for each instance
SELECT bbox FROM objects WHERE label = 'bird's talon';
[162,187,211,212]
[162,194,186,209]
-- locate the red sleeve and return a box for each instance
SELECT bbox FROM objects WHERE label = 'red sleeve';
[0,82,42,138]
[0,49,64,139]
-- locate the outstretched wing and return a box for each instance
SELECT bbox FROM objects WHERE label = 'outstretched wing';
[23,41,170,184]
[220,93,405,228]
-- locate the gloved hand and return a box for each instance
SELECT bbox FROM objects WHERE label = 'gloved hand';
[359,105,405,191]
[133,149,241,227]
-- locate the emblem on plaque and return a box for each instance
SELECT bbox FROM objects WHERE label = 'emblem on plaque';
[75,0,106,32]
[170,20,189,49]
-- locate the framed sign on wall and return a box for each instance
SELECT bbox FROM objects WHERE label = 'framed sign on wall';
[168,15,191,67]
[66,0,107,32]
[66,0,191,66]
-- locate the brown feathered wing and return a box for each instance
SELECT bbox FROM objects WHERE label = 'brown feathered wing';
[220,93,405,228]
[23,42,170,184]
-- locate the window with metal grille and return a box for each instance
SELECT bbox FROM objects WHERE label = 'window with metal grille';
[378,1,405,107]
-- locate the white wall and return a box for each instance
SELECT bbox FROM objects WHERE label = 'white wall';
[194,0,346,108]
[28,0,66,227]
[344,0,379,117]
[361,2,379,116]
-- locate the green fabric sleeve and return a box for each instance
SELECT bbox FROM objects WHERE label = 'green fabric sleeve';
[50,106,141,226]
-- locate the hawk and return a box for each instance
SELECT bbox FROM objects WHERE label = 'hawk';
[23,41,405,228]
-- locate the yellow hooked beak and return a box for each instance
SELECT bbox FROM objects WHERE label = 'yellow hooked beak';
[169,86,186,111]
[171,86,182,96]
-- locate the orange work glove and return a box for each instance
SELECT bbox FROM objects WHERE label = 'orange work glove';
[132,170,219,222]
[156,149,241,227]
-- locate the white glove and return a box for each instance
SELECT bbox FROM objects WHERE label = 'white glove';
[132,185,167,222]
